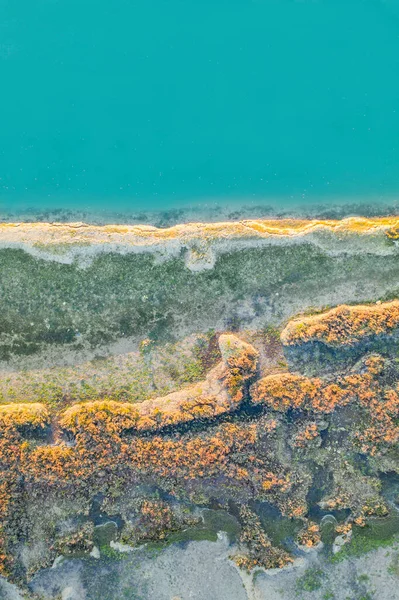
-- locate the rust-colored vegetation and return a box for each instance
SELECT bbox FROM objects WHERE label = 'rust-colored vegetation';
[251,354,399,455]
[281,300,399,347]
[233,506,293,571]
[297,521,321,548]
[293,423,320,448]
[0,403,50,575]
[2,302,399,578]
[386,225,399,241]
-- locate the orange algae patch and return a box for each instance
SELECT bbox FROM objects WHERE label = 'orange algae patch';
[294,423,320,448]
[24,416,291,507]
[255,372,358,413]
[251,373,354,414]
[281,300,399,347]
[4,325,399,578]
[59,392,225,436]
[251,354,399,455]
[251,358,374,416]
[0,403,50,575]
[386,225,399,241]
[251,373,324,411]
[297,522,321,548]
[0,403,50,428]
[1,400,293,574]
[26,445,77,484]
[261,471,290,492]
[59,400,140,435]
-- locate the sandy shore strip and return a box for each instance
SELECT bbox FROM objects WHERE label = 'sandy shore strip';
[1,217,399,271]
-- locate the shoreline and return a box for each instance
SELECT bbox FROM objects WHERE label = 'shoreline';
[2,198,399,227]
[0,216,398,271]
[2,215,399,238]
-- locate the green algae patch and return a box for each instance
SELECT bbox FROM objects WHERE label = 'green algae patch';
[331,533,399,562]
[2,240,399,364]
[296,568,325,592]
[152,507,241,548]
[331,517,399,563]
[166,527,218,544]
[0,333,219,408]
[94,522,118,549]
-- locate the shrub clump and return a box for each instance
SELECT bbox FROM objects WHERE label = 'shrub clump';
[232,506,293,571]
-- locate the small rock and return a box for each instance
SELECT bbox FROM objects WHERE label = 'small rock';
[90,546,100,559]
[51,555,64,569]
[332,529,352,555]
[110,540,134,553]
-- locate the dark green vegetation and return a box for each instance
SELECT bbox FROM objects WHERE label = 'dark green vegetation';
[331,529,399,564]
[1,243,399,363]
[296,568,324,592]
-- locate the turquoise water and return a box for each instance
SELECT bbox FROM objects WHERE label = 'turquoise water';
[1,0,399,217]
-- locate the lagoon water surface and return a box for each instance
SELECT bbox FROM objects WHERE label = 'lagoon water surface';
[1,0,399,217]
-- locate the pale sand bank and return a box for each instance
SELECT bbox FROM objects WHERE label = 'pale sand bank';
[2,536,398,600]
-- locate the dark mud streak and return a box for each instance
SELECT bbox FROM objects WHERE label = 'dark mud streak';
[284,334,399,375]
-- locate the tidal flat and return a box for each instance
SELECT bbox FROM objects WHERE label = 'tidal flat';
[2,218,399,600]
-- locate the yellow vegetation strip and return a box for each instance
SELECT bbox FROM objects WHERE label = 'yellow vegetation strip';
[0,216,399,247]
